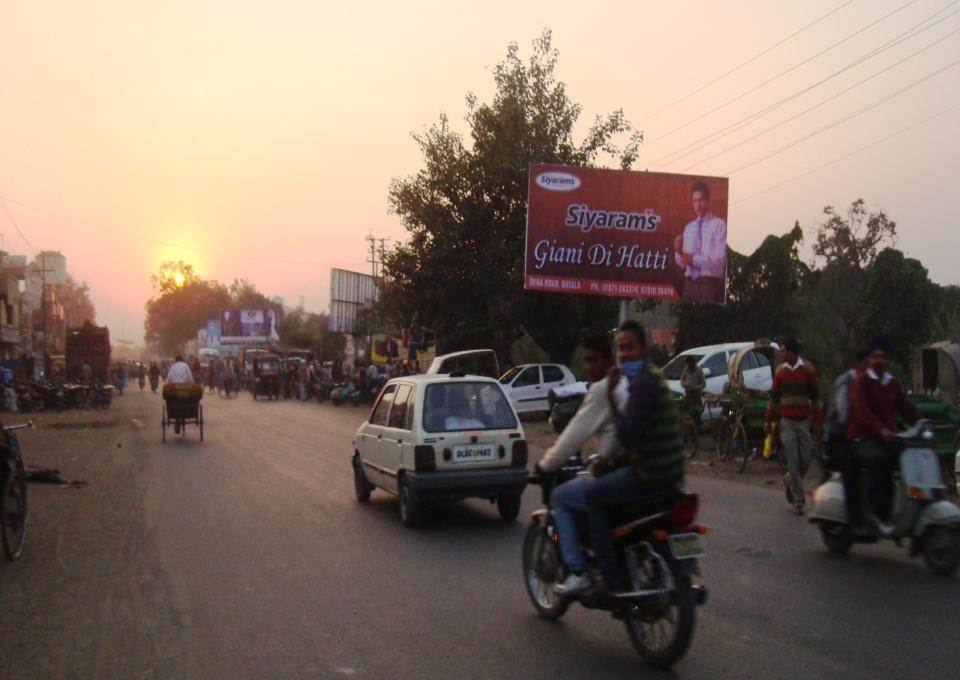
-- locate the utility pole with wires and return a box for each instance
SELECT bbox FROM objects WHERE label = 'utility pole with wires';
[365,231,390,279]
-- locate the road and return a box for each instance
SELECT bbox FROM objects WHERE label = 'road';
[10,392,960,678]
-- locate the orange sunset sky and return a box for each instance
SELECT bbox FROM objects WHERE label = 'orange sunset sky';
[1,0,957,341]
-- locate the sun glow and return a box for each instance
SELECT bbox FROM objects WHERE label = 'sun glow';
[174,271,185,287]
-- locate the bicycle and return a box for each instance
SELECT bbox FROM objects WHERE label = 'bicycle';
[1,421,32,561]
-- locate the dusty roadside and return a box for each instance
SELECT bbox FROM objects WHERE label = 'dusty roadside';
[0,395,183,678]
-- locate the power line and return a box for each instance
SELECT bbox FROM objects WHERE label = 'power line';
[732,101,960,205]
[0,197,37,253]
[649,0,960,169]
[639,0,856,124]
[681,22,960,171]
[0,193,365,268]
[641,0,921,150]
[724,55,960,176]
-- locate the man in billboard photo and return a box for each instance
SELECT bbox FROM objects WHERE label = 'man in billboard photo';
[674,181,727,303]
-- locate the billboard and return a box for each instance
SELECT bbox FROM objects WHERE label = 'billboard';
[205,320,221,347]
[524,163,729,304]
[328,268,377,333]
[220,309,280,344]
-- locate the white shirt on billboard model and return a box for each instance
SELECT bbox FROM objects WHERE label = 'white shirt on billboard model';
[676,212,727,280]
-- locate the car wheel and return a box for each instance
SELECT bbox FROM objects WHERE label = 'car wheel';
[398,475,422,527]
[353,455,373,503]
[497,493,522,522]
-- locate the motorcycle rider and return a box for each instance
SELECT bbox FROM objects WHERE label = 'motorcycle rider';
[586,321,684,594]
[533,333,629,595]
[847,336,919,529]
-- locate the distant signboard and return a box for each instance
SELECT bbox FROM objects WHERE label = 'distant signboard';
[328,268,377,333]
[220,309,280,344]
[525,163,729,304]
[205,320,221,347]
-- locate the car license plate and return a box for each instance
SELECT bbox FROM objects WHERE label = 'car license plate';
[667,533,704,560]
[452,444,496,463]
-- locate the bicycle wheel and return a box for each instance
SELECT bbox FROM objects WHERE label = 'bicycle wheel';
[714,418,731,461]
[682,417,699,460]
[2,470,27,561]
[729,422,749,472]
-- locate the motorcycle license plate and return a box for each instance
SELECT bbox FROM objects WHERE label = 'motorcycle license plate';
[452,444,496,463]
[668,533,704,560]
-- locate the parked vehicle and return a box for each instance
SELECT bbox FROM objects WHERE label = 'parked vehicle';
[810,420,960,575]
[661,341,779,419]
[548,381,588,434]
[910,341,960,487]
[352,374,528,526]
[1,420,33,561]
[523,456,707,668]
[426,349,500,379]
[499,363,576,415]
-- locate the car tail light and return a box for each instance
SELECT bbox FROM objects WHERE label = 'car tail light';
[414,445,436,472]
[668,493,699,526]
[512,440,528,467]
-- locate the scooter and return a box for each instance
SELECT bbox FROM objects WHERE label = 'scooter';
[523,456,708,669]
[809,420,960,576]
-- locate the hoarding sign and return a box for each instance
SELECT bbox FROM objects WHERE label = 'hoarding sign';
[328,268,378,334]
[524,163,729,304]
[205,320,221,347]
[220,309,280,344]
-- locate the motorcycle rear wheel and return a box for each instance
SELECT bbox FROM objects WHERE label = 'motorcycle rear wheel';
[624,559,695,668]
[819,522,853,555]
[1,471,27,561]
[521,520,569,620]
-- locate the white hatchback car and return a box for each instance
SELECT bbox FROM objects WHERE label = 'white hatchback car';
[499,363,576,415]
[352,374,529,526]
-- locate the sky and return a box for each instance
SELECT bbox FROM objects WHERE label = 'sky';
[1,0,958,343]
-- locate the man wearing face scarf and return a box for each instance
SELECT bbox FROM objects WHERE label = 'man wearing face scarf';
[584,321,683,593]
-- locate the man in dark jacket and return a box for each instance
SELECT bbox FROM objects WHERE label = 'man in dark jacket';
[847,337,919,525]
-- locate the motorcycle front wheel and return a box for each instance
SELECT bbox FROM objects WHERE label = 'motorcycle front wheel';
[922,526,960,576]
[521,519,569,620]
[624,559,696,669]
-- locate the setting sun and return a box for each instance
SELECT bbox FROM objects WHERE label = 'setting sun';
[173,271,185,287]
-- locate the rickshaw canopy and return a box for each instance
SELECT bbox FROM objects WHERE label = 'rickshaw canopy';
[913,341,960,408]
[727,340,781,394]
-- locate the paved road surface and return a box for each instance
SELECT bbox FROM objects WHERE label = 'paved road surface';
[40,392,960,677]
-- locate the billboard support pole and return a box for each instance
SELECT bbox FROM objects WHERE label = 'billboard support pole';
[618,299,629,327]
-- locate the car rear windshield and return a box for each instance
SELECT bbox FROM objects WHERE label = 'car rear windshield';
[423,382,518,433]
[662,354,704,380]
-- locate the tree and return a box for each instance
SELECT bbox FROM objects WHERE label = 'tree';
[812,198,897,271]
[59,276,96,327]
[855,248,937,375]
[279,307,345,361]
[379,30,641,363]
[144,261,230,355]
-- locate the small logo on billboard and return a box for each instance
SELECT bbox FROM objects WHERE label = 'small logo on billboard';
[535,171,581,192]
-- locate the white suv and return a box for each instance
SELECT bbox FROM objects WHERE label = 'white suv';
[352,374,529,526]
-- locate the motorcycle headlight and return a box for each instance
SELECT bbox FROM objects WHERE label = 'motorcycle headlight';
[921,423,935,441]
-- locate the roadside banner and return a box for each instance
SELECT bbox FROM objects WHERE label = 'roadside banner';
[220,309,278,344]
[524,163,729,304]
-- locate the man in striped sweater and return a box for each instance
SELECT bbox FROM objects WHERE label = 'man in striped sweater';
[765,338,821,514]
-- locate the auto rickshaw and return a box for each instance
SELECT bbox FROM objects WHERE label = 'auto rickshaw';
[911,341,960,485]
[252,353,281,400]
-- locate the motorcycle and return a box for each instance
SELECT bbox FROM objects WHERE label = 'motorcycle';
[810,420,960,576]
[523,457,708,669]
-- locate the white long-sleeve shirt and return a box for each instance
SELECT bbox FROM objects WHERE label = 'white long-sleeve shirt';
[675,212,727,279]
[538,376,629,473]
[166,362,194,384]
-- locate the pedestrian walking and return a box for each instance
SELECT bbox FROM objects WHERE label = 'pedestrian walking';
[765,338,821,514]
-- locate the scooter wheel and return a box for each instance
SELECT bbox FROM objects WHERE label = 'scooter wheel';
[819,522,853,555]
[921,526,960,576]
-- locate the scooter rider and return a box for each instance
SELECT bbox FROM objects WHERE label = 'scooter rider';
[588,321,684,594]
[847,336,919,530]
[533,334,630,595]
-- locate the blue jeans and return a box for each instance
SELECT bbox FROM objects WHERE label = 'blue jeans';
[552,474,591,573]
[585,466,661,588]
